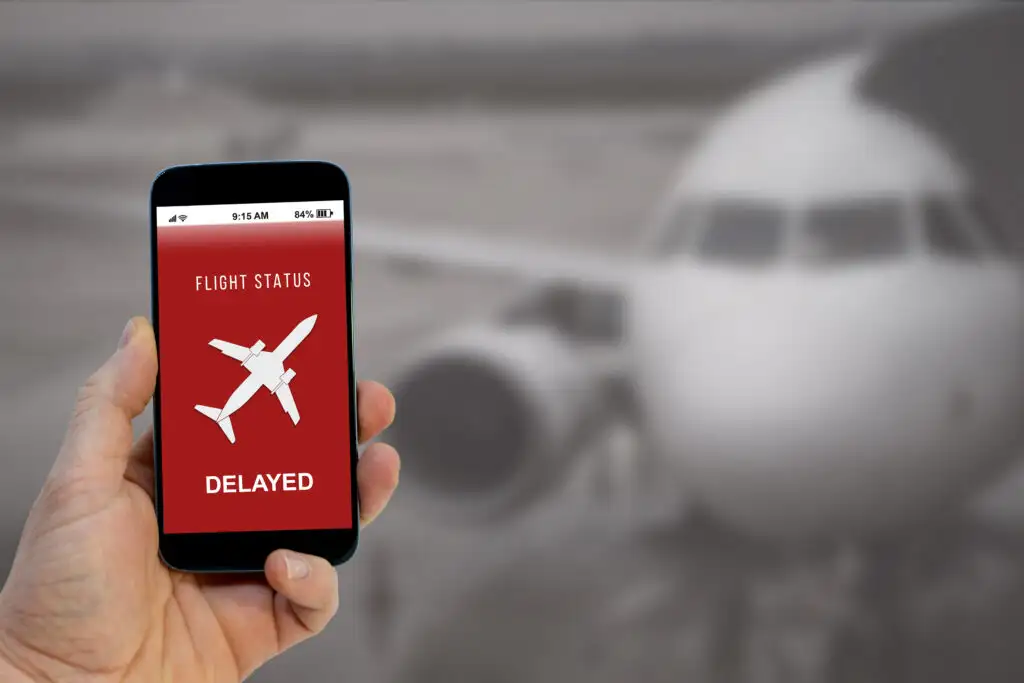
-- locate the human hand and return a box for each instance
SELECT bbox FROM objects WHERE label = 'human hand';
[0,317,400,682]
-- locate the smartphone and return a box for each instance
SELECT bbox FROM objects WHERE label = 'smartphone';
[150,161,358,572]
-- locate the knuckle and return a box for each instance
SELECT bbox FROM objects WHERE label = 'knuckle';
[318,570,341,622]
[71,375,121,431]
[78,370,107,401]
[72,376,106,421]
[323,586,340,624]
[37,466,91,514]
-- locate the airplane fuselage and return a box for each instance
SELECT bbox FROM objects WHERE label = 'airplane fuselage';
[628,259,1024,537]
[219,352,287,419]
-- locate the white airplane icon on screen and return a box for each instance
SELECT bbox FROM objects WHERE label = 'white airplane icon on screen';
[194,314,317,444]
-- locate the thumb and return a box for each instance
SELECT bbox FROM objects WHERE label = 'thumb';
[50,317,158,495]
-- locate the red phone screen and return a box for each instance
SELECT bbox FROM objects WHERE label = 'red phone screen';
[155,205,353,534]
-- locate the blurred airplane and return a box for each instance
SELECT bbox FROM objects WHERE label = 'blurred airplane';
[362,51,1024,538]
[8,50,1024,540]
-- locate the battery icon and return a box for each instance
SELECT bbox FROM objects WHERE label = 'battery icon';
[316,208,334,218]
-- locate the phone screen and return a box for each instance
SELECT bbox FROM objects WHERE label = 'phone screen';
[154,201,353,535]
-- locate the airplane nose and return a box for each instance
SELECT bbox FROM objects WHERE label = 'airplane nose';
[648,311,1024,537]
[630,264,1024,537]
[654,338,914,535]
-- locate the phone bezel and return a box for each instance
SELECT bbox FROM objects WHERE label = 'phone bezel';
[150,161,358,572]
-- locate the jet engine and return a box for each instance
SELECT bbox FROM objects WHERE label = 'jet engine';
[389,324,602,521]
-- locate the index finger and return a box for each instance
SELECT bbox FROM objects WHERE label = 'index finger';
[357,380,395,443]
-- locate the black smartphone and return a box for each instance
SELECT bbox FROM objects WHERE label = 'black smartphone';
[150,161,358,572]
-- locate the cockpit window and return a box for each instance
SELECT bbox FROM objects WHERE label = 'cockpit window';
[922,196,978,258]
[966,194,1017,256]
[801,199,905,265]
[696,201,784,265]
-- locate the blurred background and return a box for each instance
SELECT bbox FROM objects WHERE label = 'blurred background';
[9,3,1024,682]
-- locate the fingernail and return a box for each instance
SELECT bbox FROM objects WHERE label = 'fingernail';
[118,319,136,350]
[284,553,310,580]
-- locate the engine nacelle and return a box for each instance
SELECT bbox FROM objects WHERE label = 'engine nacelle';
[271,368,296,395]
[389,324,599,521]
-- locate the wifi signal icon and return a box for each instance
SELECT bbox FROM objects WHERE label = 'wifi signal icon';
[178,215,188,223]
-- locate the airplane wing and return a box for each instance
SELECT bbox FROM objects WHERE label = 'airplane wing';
[356,223,633,289]
[275,384,300,425]
[210,339,251,362]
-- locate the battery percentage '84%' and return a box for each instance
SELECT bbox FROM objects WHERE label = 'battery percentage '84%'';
[295,209,334,219]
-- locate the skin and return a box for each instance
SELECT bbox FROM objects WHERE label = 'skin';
[0,317,401,682]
